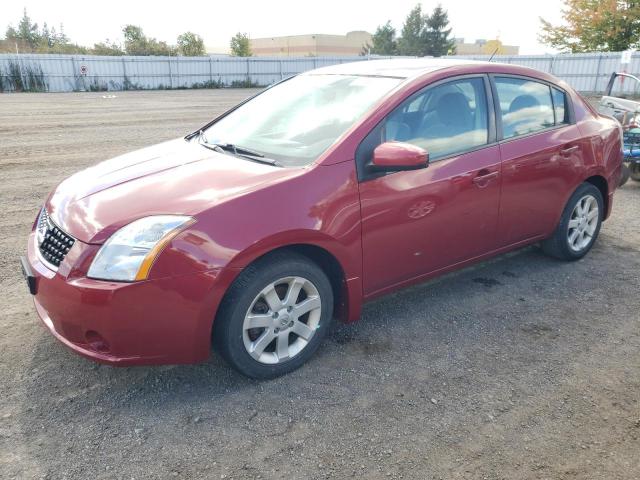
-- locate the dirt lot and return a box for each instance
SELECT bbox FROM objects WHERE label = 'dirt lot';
[1,90,639,480]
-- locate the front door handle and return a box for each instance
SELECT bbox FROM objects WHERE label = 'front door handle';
[560,145,580,156]
[472,170,499,187]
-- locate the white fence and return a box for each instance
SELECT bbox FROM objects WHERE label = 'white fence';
[0,54,388,93]
[454,52,640,95]
[0,51,639,94]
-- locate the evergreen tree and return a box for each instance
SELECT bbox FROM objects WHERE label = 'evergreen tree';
[369,21,397,55]
[397,5,426,56]
[424,5,456,56]
[40,22,53,48]
[56,24,69,45]
[17,8,40,49]
[5,8,41,50]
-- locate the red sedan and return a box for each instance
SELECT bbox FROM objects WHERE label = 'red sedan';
[21,59,623,378]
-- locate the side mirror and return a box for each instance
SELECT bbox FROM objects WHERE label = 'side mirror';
[370,141,429,172]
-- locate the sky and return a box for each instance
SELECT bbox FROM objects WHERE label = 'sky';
[1,0,565,54]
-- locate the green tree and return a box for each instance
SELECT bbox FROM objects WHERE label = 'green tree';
[177,32,205,56]
[122,25,174,56]
[40,22,52,48]
[1,13,87,54]
[40,24,74,52]
[369,21,397,55]
[92,39,124,56]
[55,24,69,45]
[230,32,252,56]
[398,5,426,56]
[17,8,40,49]
[5,8,41,50]
[122,25,147,54]
[5,25,17,41]
[540,0,640,52]
[424,5,456,56]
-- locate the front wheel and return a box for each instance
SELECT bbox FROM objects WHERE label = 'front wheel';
[213,252,333,379]
[629,163,640,182]
[541,182,604,261]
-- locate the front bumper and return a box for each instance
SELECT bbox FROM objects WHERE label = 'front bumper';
[25,231,224,366]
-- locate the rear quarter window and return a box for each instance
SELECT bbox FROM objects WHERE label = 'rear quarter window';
[552,87,569,125]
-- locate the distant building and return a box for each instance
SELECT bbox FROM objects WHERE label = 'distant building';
[453,38,519,56]
[250,31,372,57]
[206,46,231,56]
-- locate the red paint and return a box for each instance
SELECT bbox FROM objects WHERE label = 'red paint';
[25,60,623,365]
[372,141,429,169]
[359,145,502,295]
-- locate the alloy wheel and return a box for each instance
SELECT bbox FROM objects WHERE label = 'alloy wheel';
[567,194,599,252]
[242,276,322,364]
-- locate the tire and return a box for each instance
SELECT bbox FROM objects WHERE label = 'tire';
[619,164,631,186]
[629,163,640,182]
[541,182,604,261]
[213,251,333,379]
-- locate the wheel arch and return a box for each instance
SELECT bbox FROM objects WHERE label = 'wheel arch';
[584,174,609,216]
[218,241,360,327]
[548,174,609,239]
[274,244,348,323]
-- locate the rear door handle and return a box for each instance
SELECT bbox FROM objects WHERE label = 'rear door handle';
[560,145,580,156]
[472,170,499,186]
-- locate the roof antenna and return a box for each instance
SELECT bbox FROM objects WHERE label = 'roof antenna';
[488,47,500,62]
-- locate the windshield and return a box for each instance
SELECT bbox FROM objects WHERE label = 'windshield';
[201,74,403,166]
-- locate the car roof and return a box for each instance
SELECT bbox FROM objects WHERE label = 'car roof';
[306,58,497,79]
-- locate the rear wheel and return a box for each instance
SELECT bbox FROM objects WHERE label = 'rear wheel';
[541,183,603,261]
[629,163,640,182]
[213,252,333,379]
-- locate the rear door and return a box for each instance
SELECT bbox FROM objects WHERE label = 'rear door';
[491,76,584,246]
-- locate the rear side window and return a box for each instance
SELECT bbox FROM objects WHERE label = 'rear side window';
[552,87,569,125]
[494,77,554,139]
[383,77,489,160]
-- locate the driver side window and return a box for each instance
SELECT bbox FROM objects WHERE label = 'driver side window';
[383,77,489,161]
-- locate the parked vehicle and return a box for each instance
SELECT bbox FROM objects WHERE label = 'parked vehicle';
[598,72,640,185]
[21,59,623,378]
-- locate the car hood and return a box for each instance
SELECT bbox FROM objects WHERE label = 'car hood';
[46,138,301,243]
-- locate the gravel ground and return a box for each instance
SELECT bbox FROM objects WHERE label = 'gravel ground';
[1,90,639,480]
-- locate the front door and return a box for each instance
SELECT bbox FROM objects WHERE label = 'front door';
[357,76,502,296]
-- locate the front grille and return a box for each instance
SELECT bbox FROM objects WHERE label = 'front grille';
[36,209,75,268]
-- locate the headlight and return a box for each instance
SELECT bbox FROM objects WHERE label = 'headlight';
[87,215,194,282]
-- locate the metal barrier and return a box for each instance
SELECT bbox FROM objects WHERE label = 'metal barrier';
[0,52,637,93]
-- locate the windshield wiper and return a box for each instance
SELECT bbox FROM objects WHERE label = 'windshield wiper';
[196,134,281,167]
[214,143,266,158]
